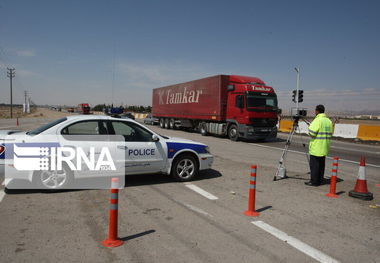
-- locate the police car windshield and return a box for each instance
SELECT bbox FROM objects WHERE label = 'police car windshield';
[28,117,67,135]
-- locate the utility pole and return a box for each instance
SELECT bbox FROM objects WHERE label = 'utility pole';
[7,68,15,118]
[24,91,29,113]
[24,91,28,106]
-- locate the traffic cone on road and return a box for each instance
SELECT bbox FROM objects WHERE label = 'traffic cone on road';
[349,157,373,201]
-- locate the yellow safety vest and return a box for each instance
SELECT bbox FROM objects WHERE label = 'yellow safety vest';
[308,113,333,157]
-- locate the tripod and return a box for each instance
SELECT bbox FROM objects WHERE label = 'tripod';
[273,117,309,181]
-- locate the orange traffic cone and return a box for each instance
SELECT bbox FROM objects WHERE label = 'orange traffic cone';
[349,157,373,201]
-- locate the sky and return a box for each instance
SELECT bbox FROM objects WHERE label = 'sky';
[0,0,379,113]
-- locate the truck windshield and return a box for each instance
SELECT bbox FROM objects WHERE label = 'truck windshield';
[246,92,278,110]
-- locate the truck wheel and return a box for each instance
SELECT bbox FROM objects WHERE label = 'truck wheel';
[159,118,165,128]
[171,154,199,182]
[228,124,239,141]
[169,118,176,129]
[200,122,208,136]
[164,118,170,129]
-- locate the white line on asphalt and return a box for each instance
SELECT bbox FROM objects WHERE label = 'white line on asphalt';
[181,202,213,217]
[0,189,5,203]
[252,221,340,263]
[184,183,218,200]
[249,143,380,168]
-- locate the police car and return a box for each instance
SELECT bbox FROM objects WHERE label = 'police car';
[0,115,213,189]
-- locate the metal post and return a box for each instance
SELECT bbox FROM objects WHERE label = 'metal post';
[295,67,300,110]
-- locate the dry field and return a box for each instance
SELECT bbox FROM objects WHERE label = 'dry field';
[0,106,75,119]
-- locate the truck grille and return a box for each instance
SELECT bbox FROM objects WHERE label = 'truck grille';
[249,118,277,127]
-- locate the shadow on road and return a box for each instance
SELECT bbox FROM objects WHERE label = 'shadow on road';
[4,169,222,194]
[120,229,156,242]
[124,169,222,188]
[256,205,273,213]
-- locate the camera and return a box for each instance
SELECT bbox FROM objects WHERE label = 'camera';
[291,108,307,119]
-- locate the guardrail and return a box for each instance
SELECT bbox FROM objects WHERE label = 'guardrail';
[278,120,380,141]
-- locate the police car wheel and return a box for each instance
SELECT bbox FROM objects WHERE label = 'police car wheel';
[171,154,199,182]
[228,124,239,141]
[33,165,73,190]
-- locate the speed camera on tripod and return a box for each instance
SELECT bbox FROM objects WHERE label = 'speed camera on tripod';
[291,108,307,118]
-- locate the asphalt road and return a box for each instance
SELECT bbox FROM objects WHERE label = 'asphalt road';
[0,117,379,263]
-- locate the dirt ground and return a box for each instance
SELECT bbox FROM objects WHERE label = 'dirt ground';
[0,106,75,119]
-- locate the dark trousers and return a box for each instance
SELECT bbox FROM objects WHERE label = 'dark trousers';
[309,155,326,185]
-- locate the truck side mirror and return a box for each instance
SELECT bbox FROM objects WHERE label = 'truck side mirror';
[277,108,282,114]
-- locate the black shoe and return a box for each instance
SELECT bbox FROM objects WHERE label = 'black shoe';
[304,182,319,186]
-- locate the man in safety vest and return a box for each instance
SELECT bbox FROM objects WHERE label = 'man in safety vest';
[305,105,333,186]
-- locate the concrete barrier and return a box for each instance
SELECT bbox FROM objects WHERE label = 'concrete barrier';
[333,124,359,138]
[278,120,380,141]
[132,113,148,119]
[357,125,380,141]
[279,120,293,132]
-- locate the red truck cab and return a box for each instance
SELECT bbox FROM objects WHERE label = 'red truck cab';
[225,75,278,140]
[78,103,91,114]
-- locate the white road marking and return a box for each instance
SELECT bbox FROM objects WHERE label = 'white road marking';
[0,189,5,203]
[252,221,340,263]
[184,183,218,200]
[181,202,213,217]
[250,143,380,168]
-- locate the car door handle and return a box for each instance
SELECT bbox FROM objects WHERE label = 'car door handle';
[117,145,128,150]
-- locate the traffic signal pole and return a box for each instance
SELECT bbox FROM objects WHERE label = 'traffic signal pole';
[295,67,300,110]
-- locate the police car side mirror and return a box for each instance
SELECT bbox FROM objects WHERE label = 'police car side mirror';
[152,134,160,142]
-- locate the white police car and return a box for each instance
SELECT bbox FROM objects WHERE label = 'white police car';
[0,115,213,189]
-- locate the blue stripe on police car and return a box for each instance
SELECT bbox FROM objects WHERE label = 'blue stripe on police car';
[166,142,207,159]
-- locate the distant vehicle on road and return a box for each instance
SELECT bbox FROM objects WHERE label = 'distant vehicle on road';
[144,114,158,125]
[77,103,90,114]
[121,112,135,120]
[0,115,213,190]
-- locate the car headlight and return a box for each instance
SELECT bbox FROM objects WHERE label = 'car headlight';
[204,146,210,153]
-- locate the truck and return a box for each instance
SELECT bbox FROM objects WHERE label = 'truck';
[152,75,280,141]
[77,103,91,114]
